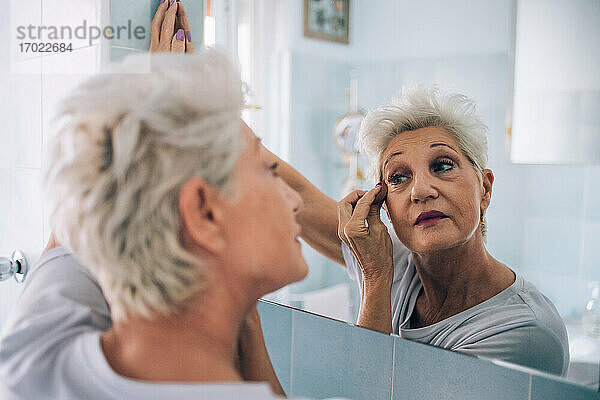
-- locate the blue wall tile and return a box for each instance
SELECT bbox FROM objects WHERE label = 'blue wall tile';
[530,374,600,400]
[524,271,588,318]
[110,47,145,63]
[525,165,586,220]
[522,217,581,275]
[582,222,600,282]
[392,337,530,400]
[257,300,293,395]
[291,309,394,400]
[260,302,598,400]
[111,0,160,50]
[586,167,600,223]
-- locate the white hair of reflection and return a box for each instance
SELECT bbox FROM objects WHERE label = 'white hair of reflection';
[43,50,243,321]
[358,84,489,180]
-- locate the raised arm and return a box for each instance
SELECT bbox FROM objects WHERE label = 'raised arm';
[262,145,344,266]
[237,304,287,397]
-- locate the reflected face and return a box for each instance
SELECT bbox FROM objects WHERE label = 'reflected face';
[381,127,489,253]
[222,123,308,295]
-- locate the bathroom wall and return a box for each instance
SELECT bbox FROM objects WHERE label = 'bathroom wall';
[258,299,600,399]
[0,0,203,327]
[272,0,600,320]
[0,0,103,327]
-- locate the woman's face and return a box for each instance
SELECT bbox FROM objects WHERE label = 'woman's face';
[381,127,493,254]
[222,123,308,295]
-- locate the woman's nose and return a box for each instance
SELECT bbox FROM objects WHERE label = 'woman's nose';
[410,174,438,203]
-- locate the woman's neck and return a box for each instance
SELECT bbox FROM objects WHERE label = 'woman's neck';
[100,284,254,383]
[410,234,515,325]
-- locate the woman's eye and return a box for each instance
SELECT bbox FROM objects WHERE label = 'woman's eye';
[432,159,454,173]
[388,173,408,185]
[269,162,279,177]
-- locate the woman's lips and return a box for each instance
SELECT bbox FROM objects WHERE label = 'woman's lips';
[415,210,449,227]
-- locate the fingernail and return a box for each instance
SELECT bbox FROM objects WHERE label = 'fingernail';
[176,29,185,41]
[170,0,175,5]
[160,0,165,3]
[375,182,382,187]
[186,31,192,42]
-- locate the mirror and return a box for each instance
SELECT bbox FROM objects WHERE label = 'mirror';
[508,0,600,164]
[222,0,599,390]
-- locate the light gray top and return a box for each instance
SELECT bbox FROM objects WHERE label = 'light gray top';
[0,247,342,400]
[342,230,570,376]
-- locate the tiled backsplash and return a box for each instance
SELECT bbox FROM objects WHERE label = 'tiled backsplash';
[258,300,600,400]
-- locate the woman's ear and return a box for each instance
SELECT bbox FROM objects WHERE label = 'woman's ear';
[480,169,494,212]
[179,177,226,255]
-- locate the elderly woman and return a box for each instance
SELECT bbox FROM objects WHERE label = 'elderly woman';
[267,87,569,376]
[0,49,318,400]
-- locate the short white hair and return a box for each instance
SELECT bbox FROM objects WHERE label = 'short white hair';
[359,85,488,181]
[43,50,243,321]
[358,85,489,237]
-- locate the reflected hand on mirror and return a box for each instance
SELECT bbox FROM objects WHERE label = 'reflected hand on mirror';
[337,184,393,283]
[149,0,195,53]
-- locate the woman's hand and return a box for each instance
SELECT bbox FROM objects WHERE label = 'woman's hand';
[149,0,195,53]
[43,232,60,255]
[338,184,394,333]
[337,184,393,282]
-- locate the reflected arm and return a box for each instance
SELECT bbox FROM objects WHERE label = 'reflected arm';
[237,306,287,397]
[263,145,344,266]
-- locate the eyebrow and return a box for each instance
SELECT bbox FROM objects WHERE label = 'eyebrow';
[382,143,459,170]
[430,143,459,154]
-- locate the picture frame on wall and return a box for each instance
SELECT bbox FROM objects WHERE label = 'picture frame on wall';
[303,0,350,44]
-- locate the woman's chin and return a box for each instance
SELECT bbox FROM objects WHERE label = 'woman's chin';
[296,259,310,281]
[407,233,461,254]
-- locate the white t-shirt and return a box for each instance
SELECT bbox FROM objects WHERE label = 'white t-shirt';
[0,247,342,400]
[342,230,570,376]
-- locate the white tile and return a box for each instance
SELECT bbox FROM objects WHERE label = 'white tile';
[9,0,42,64]
[0,168,44,327]
[42,0,99,50]
[41,45,99,144]
[0,57,42,169]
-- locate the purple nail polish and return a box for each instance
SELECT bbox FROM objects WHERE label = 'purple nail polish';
[170,0,175,5]
[160,0,165,3]
[186,31,192,42]
[176,29,185,41]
